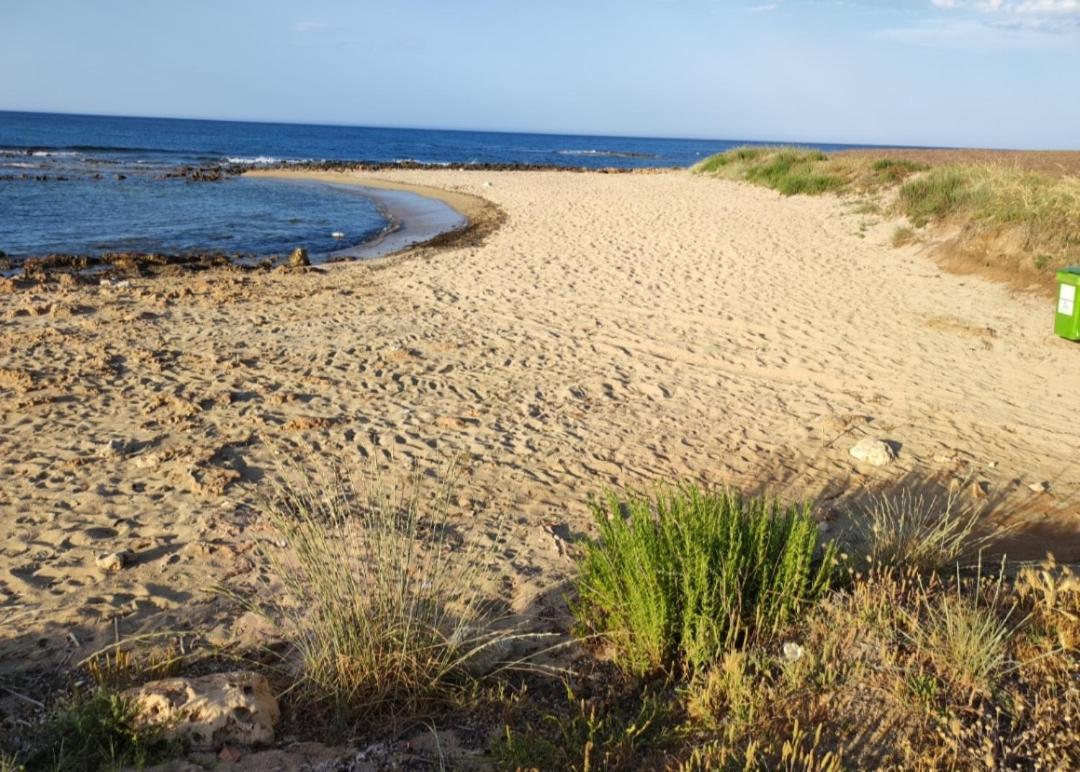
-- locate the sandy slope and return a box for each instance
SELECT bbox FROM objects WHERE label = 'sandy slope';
[2,168,1078,690]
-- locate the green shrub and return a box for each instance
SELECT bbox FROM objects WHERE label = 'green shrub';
[573,486,836,676]
[743,150,843,196]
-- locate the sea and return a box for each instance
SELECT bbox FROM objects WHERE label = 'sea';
[0,111,873,262]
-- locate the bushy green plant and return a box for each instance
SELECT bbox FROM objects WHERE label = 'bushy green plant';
[574,486,836,676]
[743,149,843,195]
[871,158,927,184]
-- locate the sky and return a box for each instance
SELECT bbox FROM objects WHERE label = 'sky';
[1,0,1077,148]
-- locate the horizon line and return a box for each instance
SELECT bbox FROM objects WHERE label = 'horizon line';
[0,108,996,153]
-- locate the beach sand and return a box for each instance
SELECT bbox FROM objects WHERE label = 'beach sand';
[2,168,1078,694]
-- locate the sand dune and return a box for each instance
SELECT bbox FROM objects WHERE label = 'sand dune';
[2,168,1078,687]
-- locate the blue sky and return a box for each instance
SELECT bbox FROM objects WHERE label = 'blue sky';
[1,0,1077,148]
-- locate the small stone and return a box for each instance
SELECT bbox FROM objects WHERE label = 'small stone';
[96,550,132,572]
[288,247,310,267]
[100,438,128,458]
[782,642,805,663]
[133,453,162,470]
[970,480,990,499]
[123,671,280,750]
[849,438,896,467]
[1028,481,1050,494]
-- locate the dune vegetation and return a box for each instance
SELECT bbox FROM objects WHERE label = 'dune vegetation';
[695,147,1080,281]
[4,467,1078,771]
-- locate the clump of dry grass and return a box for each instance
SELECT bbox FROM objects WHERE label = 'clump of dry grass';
[845,487,998,572]
[891,225,918,247]
[670,559,1079,770]
[253,463,523,733]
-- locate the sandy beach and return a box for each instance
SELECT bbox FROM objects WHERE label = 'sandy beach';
[2,167,1078,693]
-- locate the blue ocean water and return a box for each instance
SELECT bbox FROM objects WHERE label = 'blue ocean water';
[0,111,873,260]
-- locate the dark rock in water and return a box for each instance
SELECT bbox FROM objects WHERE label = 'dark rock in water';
[0,249,6,258]
[116,174,127,180]
[160,164,244,182]
[288,247,310,267]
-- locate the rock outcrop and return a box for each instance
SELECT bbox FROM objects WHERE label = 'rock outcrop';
[123,671,280,750]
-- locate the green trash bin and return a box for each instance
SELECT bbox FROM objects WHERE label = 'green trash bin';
[1056,267,1080,341]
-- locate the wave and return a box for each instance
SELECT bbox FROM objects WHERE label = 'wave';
[0,143,208,156]
[556,149,656,159]
[392,158,452,167]
[225,156,316,165]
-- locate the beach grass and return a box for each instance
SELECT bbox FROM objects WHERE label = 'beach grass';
[694,146,1080,277]
[845,487,999,572]
[252,463,522,735]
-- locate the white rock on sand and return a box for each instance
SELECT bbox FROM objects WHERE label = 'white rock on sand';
[849,438,897,467]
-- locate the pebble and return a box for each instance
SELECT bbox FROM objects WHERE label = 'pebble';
[96,550,133,572]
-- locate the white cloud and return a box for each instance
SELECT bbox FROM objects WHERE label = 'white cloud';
[747,3,779,11]
[931,0,1078,13]
[927,0,1080,33]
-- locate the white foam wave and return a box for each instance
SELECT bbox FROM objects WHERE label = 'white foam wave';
[393,158,451,167]
[225,156,315,165]
[226,156,281,165]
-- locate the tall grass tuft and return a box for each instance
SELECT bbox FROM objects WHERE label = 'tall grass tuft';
[847,488,997,572]
[574,486,836,676]
[906,563,1019,697]
[255,463,518,731]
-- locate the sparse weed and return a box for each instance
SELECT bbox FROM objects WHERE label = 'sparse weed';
[20,689,175,772]
[891,225,918,247]
[906,570,1017,697]
[494,681,677,771]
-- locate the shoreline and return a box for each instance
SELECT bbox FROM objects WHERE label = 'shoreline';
[245,169,505,262]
